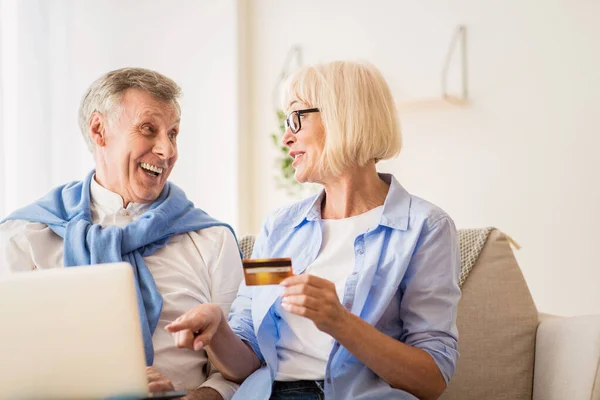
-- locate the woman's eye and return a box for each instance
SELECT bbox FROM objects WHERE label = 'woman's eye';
[168,132,177,141]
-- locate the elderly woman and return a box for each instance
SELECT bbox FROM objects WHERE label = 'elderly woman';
[167,61,460,400]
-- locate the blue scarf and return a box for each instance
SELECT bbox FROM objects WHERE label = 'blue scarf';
[2,170,236,366]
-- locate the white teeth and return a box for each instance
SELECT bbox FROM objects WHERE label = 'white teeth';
[140,162,163,174]
[294,153,304,160]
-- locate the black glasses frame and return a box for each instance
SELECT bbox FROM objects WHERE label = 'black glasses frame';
[285,108,320,134]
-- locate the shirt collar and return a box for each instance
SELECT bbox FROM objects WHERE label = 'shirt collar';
[292,191,324,228]
[377,173,410,231]
[292,173,410,231]
[90,175,151,215]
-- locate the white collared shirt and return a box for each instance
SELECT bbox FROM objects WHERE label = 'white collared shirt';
[0,177,243,399]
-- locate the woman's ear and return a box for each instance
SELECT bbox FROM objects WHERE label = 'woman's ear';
[89,112,106,147]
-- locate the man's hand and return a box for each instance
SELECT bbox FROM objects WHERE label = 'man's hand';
[165,303,224,351]
[183,387,224,400]
[280,274,350,336]
[146,366,175,393]
[167,303,261,384]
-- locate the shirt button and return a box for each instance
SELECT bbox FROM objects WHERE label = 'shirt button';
[345,302,351,308]
[326,378,332,384]
[358,249,364,255]
[122,211,130,216]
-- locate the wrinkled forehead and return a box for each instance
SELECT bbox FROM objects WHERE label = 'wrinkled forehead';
[119,89,181,124]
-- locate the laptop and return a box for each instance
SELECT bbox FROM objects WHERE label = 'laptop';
[0,262,186,399]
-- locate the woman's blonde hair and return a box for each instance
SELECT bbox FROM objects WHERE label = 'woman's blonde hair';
[281,61,401,176]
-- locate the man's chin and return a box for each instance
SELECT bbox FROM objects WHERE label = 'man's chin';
[132,185,165,204]
[134,194,161,204]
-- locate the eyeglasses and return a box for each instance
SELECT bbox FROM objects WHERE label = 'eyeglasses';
[285,108,320,134]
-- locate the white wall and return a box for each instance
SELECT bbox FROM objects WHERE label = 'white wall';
[242,0,600,317]
[0,0,57,215]
[0,0,240,230]
[2,0,598,316]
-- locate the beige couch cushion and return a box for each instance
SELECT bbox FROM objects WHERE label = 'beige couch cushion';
[441,229,538,400]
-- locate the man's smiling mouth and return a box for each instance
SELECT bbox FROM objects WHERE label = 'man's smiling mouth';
[140,162,164,177]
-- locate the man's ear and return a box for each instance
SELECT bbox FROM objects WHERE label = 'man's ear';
[89,112,107,147]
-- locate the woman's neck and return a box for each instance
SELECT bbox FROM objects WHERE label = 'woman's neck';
[320,162,390,220]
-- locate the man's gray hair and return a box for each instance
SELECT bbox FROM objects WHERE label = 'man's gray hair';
[78,67,182,151]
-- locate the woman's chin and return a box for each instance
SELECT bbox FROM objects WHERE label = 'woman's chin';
[294,166,322,185]
[294,171,309,184]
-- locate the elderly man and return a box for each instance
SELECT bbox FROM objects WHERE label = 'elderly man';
[0,68,242,400]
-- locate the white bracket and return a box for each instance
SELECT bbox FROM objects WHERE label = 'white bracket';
[272,45,303,110]
[442,25,469,104]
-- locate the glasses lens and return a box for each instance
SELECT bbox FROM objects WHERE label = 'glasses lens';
[290,112,300,133]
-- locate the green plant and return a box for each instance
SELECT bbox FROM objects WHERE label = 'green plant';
[270,109,302,195]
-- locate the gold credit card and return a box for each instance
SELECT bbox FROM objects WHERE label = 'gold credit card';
[243,258,293,286]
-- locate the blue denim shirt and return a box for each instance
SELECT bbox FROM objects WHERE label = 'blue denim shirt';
[228,174,460,399]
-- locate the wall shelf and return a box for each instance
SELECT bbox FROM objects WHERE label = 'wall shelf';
[397,25,469,110]
[274,25,470,111]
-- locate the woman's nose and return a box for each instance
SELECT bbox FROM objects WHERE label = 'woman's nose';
[281,126,295,147]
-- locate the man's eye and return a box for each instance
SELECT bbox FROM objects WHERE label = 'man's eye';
[168,132,178,141]
[142,125,155,133]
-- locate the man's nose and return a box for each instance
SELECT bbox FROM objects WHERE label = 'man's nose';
[154,133,176,159]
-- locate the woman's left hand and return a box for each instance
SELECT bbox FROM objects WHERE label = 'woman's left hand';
[280,274,349,335]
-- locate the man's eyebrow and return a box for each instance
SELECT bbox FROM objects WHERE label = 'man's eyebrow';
[138,111,180,125]
[140,111,164,119]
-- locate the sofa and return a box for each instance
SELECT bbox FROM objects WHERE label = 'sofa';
[238,228,600,400]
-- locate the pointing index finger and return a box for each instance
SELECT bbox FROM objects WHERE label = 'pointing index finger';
[165,317,193,333]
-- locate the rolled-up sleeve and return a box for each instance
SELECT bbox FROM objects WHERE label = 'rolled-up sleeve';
[198,362,239,400]
[228,282,264,364]
[227,218,272,364]
[399,216,461,383]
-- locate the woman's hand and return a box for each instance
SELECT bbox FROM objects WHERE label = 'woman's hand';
[280,274,349,335]
[165,303,224,351]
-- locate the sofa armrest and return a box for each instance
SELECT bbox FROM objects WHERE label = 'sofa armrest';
[533,314,600,400]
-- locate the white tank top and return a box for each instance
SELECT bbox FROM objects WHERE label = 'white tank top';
[275,206,383,381]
